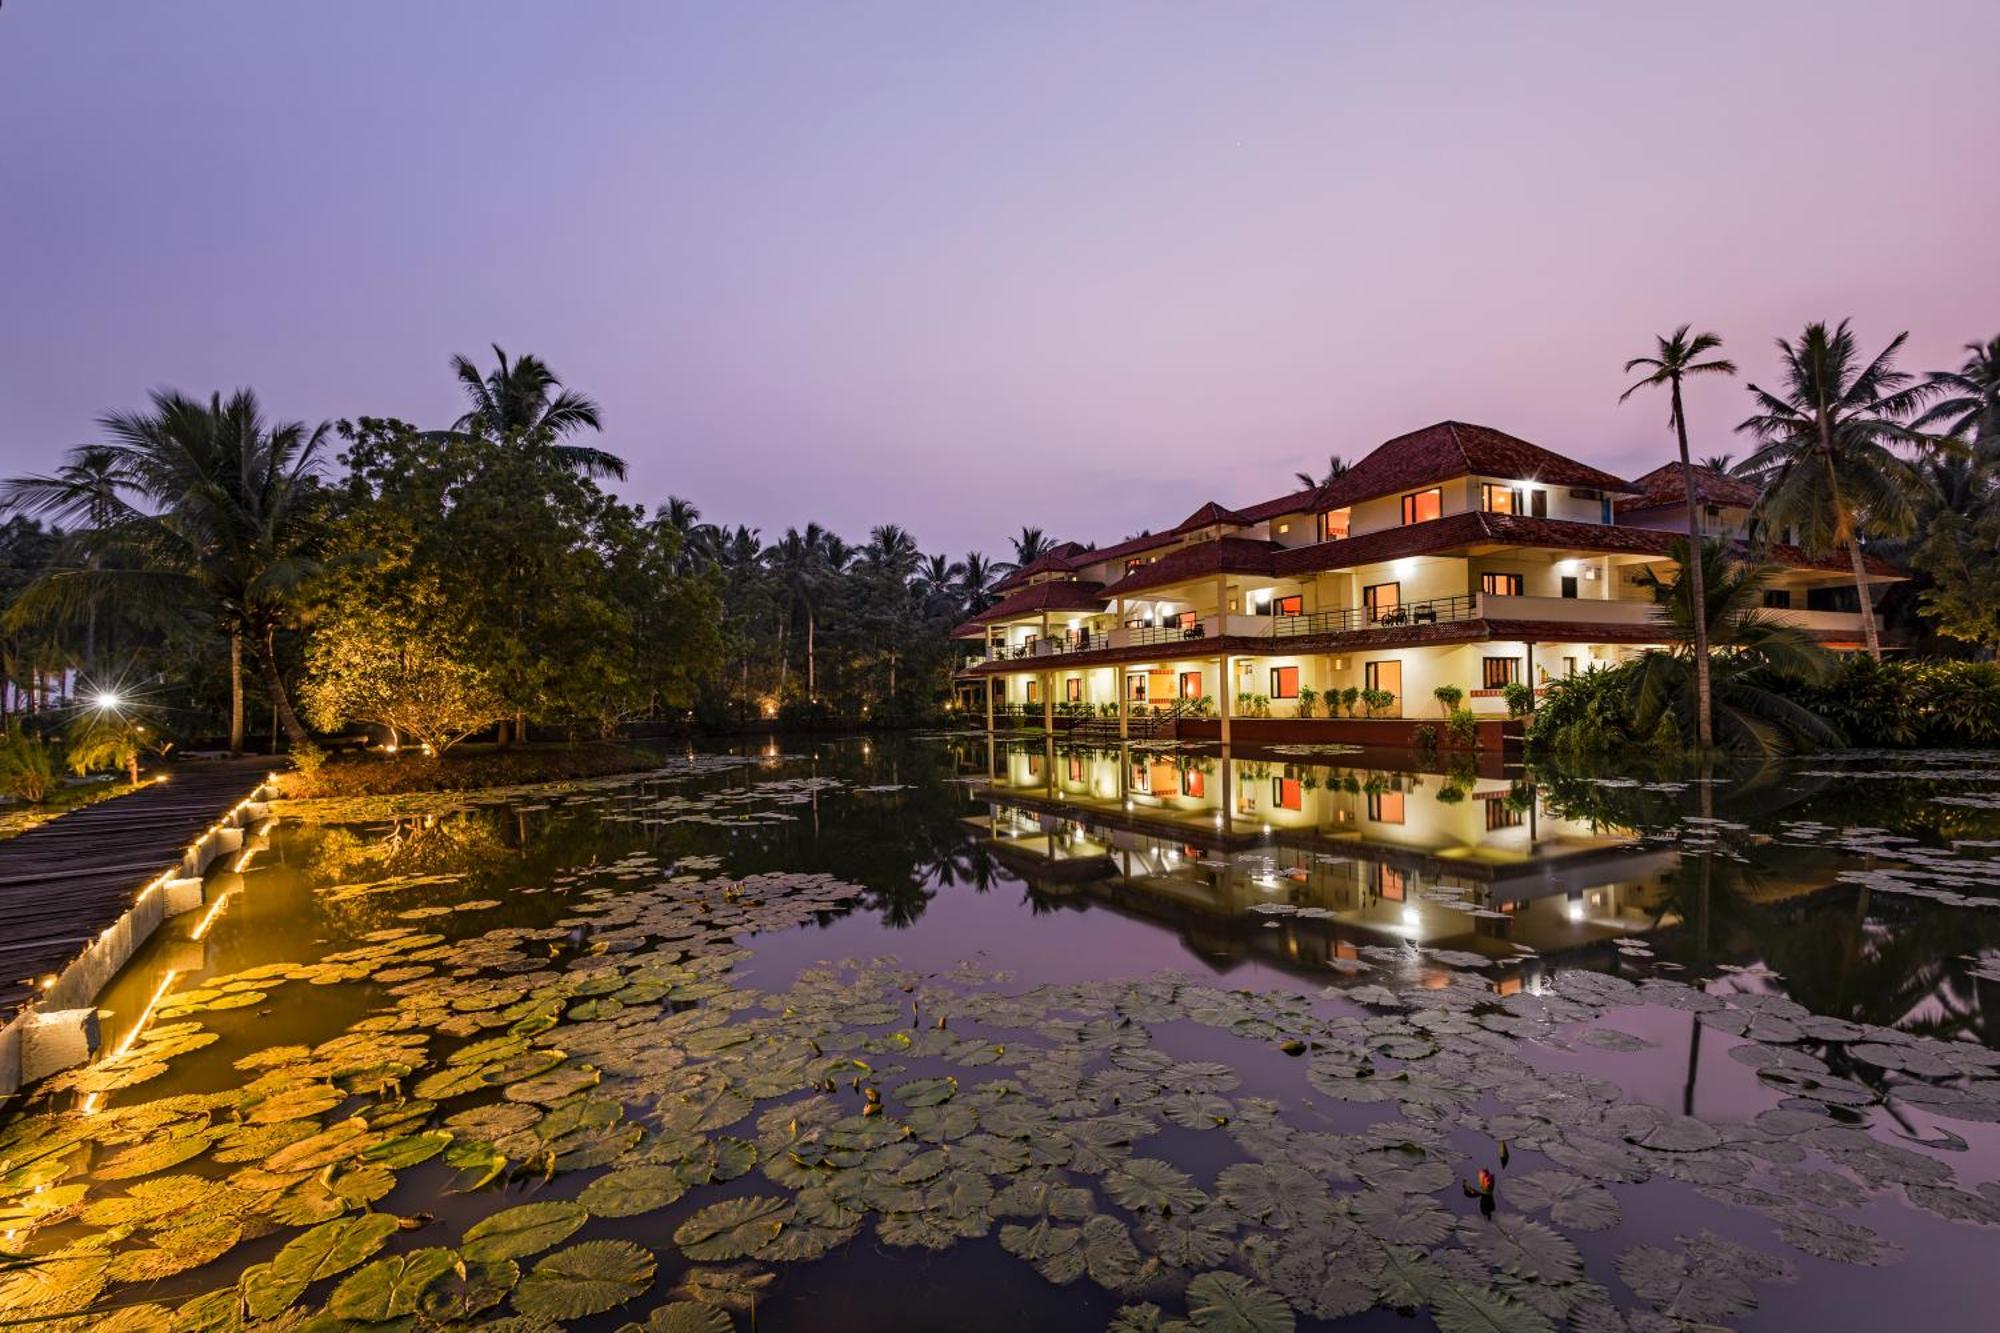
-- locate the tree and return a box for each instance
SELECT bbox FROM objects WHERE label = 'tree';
[1700,453,1735,473]
[1293,454,1348,491]
[1917,334,2000,462]
[1908,456,2000,651]
[1632,536,1838,753]
[300,580,508,755]
[956,552,1001,615]
[448,345,625,480]
[765,524,837,704]
[5,389,332,753]
[1621,326,1737,747]
[65,707,156,785]
[1005,526,1056,570]
[1737,321,1942,660]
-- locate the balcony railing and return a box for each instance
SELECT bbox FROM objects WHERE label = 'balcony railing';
[1270,594,1479,639]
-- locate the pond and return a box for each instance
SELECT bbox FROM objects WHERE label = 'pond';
[3,734,1998,1332]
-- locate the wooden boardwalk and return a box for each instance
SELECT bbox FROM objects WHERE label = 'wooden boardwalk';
[0,756,274,1016]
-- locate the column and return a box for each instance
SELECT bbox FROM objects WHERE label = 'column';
[984,675,994,733]
[1042,670,1054,734]
[1219,654,1232,746]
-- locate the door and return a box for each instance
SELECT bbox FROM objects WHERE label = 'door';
[1147,670,1175,704]
[1363,660,1402,716]
[1560,575,1579,599]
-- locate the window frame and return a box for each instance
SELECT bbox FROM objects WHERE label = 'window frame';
[1479,571,1524,597]
[1481,656,1521,690]
[1367,791,1407,825]
[1362,581,1401,621]
[1479,483,1525,515]
[1400,488,1443,525]
[1269,666,1300,699]
[1273,594,1303,617]
[1178,670,1204,699]
[1064,677,1082,703]
[1272,777,1303,811]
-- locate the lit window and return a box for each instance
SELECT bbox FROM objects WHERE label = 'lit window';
[1481,484,1524,514]
[1182,771,1204,798]
[1482,657,1521,689]
[1273,594,1303,616]
[1369,792,1405,826]
[1277,522,1290,534]
[1179,671,1203,699]
[1379,865,1408,899]
[1363,582,1400,620]
[1401,489,1442,524]
[1319,509,1351,541]
[1484,796,1525,830]
[1479,572,1524,596]
[1272,778,1302,811]
[1065,678,1081,702]
[1269,666,1300,699]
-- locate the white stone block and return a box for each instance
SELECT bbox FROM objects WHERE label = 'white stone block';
[161,877,205,916]
[20,1008,100,1083]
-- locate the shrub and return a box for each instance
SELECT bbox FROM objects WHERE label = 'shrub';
[1446,708,1480,747]
[0,732,57,804]
[1339,686,1360,717]
[1412,722,1438,753]
[1501,681,1535,718]
[1360,687,1394,717]
[289,741,328,778]
[1432,684,1463,716]
[1790,657,2000,747]
[1435,782,1466,804]
[1296,686,1318,719]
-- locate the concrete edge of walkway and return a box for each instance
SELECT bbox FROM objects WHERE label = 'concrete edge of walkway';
[0,775,281,1099]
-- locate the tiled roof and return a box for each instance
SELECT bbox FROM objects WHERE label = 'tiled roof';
[952,580,1108,636]
[1268,511,1896,578]
[1312,422,1635,512]
[1170,501,1252,534]
[1617,462,1763,513]
[990,542,1088,593]
[1235,488,1319,523]
[1100,537,1280,598]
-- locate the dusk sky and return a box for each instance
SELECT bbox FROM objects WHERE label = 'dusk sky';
[3,2,1995,559]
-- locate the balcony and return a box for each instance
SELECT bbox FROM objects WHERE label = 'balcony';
[1474,594,1663,627]
[1269,594,1479,639]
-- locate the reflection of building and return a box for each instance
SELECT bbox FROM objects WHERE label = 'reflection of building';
[953,426,1893,735]
[971,742,1677,978]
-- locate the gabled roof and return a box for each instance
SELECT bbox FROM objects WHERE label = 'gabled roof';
[1617,462,1762,513]
[1312,422,1635,512]
[990,542,1088,593]
[951,579,1108,637]
[1100,537,1279,599]
[1235,488,1319,523]
[1169,501,1252,535]
[1070,530,1178,569]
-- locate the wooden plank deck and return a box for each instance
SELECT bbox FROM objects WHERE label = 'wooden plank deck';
[0,756,274,1015]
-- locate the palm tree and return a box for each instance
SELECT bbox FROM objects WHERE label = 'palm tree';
[1006,526,1055,571]
[449,345,625,480]
[1621,326,1737,748]
[4,389,330,753]
[1293,454,1348,491]
[1737,321,1942,660]
[765,524,838,704]
[1631,537,1838,754]
[914,552,966,617]
[655,495,720,574]
[1700,453,1736,474]
[956,552,1000,615]
[1917,334,2000,463]
[2,446,125,676]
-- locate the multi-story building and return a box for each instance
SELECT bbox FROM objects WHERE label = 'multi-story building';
[953,421,1891,738]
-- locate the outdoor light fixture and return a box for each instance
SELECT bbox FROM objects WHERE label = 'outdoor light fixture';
[91,690,122,711]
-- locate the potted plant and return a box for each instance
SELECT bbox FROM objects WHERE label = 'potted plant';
[1340,686,1361,718]
[1447,707,1481,748]
[1432,683,1463,717]
[1502,681,1535,718]
[1297,685,1318,719]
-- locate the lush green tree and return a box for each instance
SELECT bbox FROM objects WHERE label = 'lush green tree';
[1004,526,1057,570]
[1917,334,2000,461]
[1621,325,1738,746]
[300,579,507,755]
[1736,321,1943,660]
[448,345,625,480]
[5,389,332,752]
[1907,456,2000,651]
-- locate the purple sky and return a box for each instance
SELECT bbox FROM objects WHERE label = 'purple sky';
[3,3,1995,559]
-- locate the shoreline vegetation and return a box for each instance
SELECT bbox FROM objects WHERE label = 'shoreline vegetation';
[272,739,680,801]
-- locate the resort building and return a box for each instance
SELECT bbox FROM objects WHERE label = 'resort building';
[953,421,1892,739]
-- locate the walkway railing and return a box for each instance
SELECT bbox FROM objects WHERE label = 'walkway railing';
[1270,594,1478,639]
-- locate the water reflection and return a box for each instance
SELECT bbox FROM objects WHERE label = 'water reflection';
[971,741,1676,979]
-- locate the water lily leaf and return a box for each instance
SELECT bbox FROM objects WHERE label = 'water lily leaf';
[329,1246,458,1320]
[461,1201,589,1263]
[1160,1093,1233,1130]
[1427,1282,1554,1333]
[625,1301,735,1332]
[895,1076,958,1107]
[247,1084,345,1124]
[580,1166,689,1218]
[1107,1159,1207,1215]
[0,1254,108,1317]
[673,1196,795,1261]
[243,1211,400,1318]
[514,1239,656,1319]
[1499,1172,1619,1232]
[1184,1270,1295,1333]
[419,1257,520,1322]
[363,1130,453,1169]
[95,1133,213,1180]
[1462,1214,1582,1284]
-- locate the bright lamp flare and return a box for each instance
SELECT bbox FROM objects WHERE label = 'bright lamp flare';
[91,691,123,711]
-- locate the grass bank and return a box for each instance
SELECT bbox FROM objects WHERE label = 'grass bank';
[275,741,673,800]
[0,777,149,842]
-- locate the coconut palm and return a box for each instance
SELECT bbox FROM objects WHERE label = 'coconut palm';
[914,552,966,617]
[0,445,126,676]
[1917,334,2000,463]
[1630,537,1838,754]
[1700,453,1736,474]
[4,389,330,752]
[1736,321,1942,660]
[448,345,625,479]
[956,552,1000,615]
[1006,526,1056,571]
[655,495,720,574]
[1621,326,1737,747]
[1293,453,1349,491]
[765,523,839,704]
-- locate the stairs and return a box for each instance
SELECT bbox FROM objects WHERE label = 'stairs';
[1067,699,1199,744]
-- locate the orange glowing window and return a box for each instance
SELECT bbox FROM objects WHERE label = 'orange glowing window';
[1068,756,1083,782]
[1401,489,1442,524]
[1273,594,1303,616]
[1179,671,1204,699]
[1183,771,1205,798]
[1269,666,1300,699]
[1065,677,1082,702]
[1368,791,1406,824]
[1273,778,1302,811]
[1380,865,1408,901]
[1319,508,1351,541]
